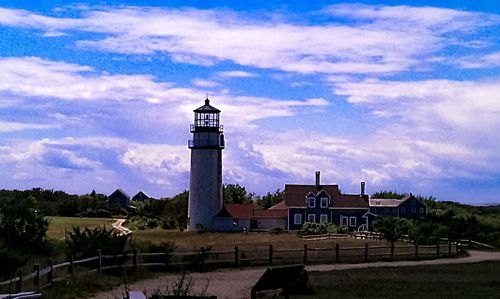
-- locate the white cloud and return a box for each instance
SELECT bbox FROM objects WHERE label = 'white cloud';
[1,5,496,75]
[0,121,57,132]
[217,71,256,78]
[456,52,500,69]
[191,79,220,88]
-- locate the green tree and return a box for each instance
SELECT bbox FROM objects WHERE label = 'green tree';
[256,189,284,209]
[0,195,49,275]
[223,184,254,204]
[374,216,410,242]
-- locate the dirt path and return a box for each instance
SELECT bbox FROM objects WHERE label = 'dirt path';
[91,250,500,299]
[111,219,132,236]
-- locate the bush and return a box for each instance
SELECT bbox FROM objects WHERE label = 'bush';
[65,226,129,259]
[299,222,340,235]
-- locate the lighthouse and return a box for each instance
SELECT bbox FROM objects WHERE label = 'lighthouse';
[187,98,225,231]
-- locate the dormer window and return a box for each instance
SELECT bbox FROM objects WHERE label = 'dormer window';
[320,197,328,208]
[307,197,315,208]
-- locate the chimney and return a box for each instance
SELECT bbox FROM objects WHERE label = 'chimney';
[315,171,320,188]
[361,182,366,196]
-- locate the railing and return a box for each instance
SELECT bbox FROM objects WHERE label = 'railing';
[0,240,462,295]
[190,124,223,133]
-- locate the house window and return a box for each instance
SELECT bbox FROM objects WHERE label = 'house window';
[294,214,302,225]
[385,207,389,213]
[412,207,416,214]
[307,197,315,208]
[393,208,397,213]
[320,214,328,223]
[320,197,328,208]
[401,207,405,213]
[341,216,348,226]
[420,207,424,213]
[307,214,316,223]
[349,217,357,227]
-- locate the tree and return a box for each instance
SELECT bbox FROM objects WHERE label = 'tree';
[223,184,254,204]
[374,216,410,242]
[0,195,49,275]
[256,189,284,209]
[371,191,406,199]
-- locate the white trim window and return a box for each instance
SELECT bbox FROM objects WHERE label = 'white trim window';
[320,214,328,223]
[349,216,357,227]
[307,197,316,208]
[401,207,405,213]
[420,207,424,213]
[340,216,348,226]
[412,207,416,214]
[307,214,316,223]
[294,213,302,225]
[320,197,328,208]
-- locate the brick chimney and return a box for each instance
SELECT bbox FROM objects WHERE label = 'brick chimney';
[315,171,320,188]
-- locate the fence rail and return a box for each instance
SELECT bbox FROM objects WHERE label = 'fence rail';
[0,239,464,295]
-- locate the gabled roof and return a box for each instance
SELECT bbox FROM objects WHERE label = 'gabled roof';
[268,200,286,210]
[109,189,130,199]
[284,184,340,207]
[369,195,417,207]
[194,98,220,113]
[132,191,151,201]
[283,184,368,208]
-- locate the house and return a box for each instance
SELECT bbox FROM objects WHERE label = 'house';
[369,194,427,219]
[213,203,287,232]
[131,191,151,203]
[107,189,131,210]
[284,172,370,231]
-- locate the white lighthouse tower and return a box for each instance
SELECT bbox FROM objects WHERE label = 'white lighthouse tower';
[187,98,225,231]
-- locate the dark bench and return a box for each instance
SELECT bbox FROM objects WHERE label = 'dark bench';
[251,264,308,299]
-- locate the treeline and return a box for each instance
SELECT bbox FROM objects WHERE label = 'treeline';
[373,191,500,248]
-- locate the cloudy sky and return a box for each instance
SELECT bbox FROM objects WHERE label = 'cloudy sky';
[0,1,499,204]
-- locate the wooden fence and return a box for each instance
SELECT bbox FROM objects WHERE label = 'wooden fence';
[0,240,462,294]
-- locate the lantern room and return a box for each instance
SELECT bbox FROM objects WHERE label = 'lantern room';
[191,98,223,132]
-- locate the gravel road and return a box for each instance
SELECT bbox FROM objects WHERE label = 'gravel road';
[91,250,500,299]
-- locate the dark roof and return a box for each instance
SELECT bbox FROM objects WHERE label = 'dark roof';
[131,191,151,201]
[369,194,419,208]
[284,184,368,208]
[109,189,130,199]
[194,98,220,113]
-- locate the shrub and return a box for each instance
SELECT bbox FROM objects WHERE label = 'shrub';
[299,222,340,235]
[65,226,129,259]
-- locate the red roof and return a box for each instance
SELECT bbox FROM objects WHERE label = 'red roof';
[215,203,287,219]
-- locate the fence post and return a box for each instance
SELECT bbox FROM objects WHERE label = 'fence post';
[68,255,74,276]
[364,243,368,262]
[165,248,170,270]
[390,242,394,261]
[335,243,340,263]
[47,261,54,286]
[97,249,102,275]
[303,244,308,264]
[269,244,273,266]
[436,243,440,258]
[448,240,452,257]
[132,248,138,272]
[201,247,206,271]
[414,243,419,259]
[235,246,239,267]
[15,268,23,293]
[33,264,40,290]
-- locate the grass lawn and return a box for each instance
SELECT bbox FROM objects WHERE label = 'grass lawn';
[130,229,387,252]
[298,261,500,299]
[46,216,115,239]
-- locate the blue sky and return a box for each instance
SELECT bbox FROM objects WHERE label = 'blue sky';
[0,1,499,204]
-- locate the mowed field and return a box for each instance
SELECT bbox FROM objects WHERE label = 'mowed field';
[46,216,115,239]
[130,229,387,252]
[297,261,500,299]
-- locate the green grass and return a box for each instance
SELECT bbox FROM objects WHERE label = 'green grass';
[130,229,384,252]
[297,261,500,299]
[46,216,114,240]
